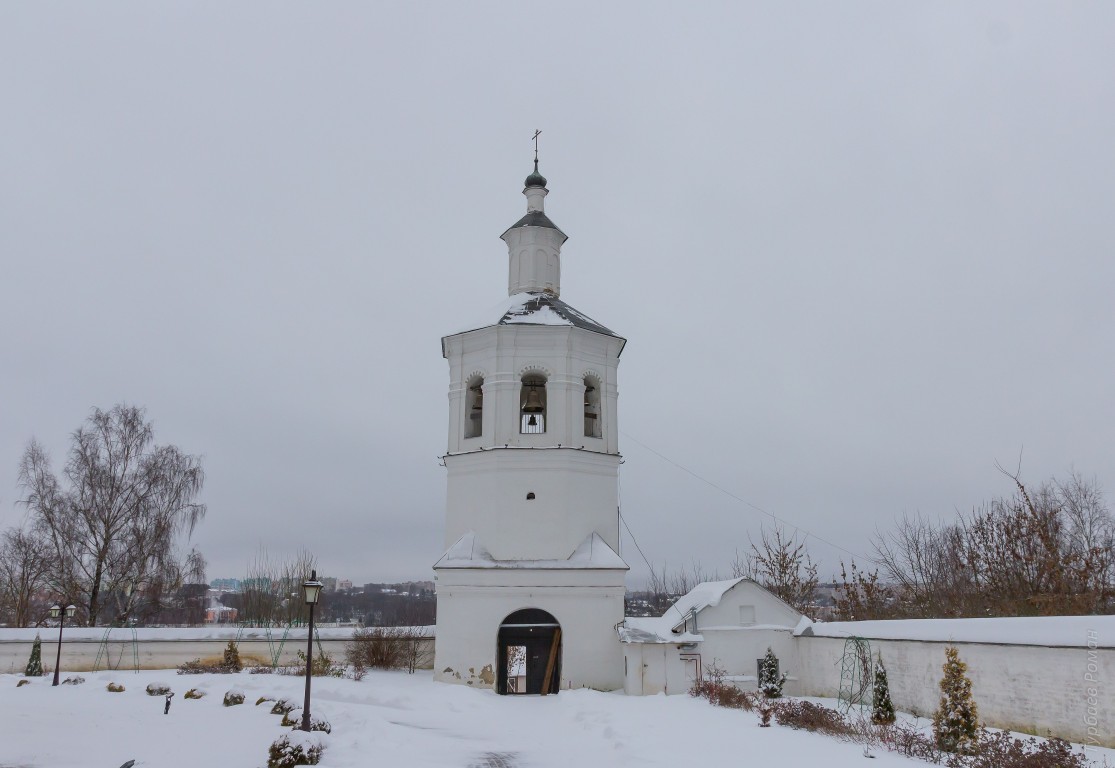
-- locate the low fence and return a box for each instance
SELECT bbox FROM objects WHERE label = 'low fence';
[0,627,435,675]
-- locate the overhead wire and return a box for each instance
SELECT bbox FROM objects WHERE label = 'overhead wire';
[618,429,864,562]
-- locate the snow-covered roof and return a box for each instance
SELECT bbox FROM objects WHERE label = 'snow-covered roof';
[501,210,567,242]
[662,578,747,632]
[619,577,750,644]
[433,531,628,571]
[448,292,622,340]
[796,615,1115,649]
[618,617,702,645]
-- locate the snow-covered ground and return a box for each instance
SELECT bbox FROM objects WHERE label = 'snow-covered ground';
[1,670,1109,768]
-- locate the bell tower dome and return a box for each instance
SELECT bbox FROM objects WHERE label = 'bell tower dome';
[502,159,567,297]
[434,152,629,694]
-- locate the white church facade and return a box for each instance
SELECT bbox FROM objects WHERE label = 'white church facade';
[433,159,629,693]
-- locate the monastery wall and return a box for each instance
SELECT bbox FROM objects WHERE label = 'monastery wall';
[795,634,1115,748]
[0,629,435,675]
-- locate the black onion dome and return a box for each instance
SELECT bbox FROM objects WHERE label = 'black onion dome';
[524,160,547,188]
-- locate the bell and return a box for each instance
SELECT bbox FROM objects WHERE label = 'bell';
[472,391,483,410]
[522,388,544,413]
[527,414,538,427]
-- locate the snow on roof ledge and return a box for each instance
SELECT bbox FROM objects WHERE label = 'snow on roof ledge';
[797,615,1115,649]
[433,531,628,570]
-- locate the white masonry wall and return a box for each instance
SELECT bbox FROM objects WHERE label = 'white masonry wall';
[434,567,626,691]
[795,635,1115,747]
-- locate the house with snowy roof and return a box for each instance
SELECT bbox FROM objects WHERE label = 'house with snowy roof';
[618,577,804,695]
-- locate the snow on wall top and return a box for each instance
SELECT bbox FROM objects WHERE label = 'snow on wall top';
[797,615,1115,649]
[433,530,628,570]
[0,626,434,643]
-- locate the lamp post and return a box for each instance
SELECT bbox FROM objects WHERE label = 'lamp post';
[50,603,76,686]
[300,570,324,732]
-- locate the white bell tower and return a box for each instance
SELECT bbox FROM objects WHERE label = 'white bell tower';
[433,156,628,693]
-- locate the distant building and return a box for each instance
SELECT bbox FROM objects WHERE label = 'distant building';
[241,577,271,592]
[205,594,238,624]
[321,577,337,593]
[337,579,353,592]
[209,578,241,592]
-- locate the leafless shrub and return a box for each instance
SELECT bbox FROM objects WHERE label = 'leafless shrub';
[177,658,235,675]
[345,626,430,674]
[276,649,343,678]
[773,700,854,735]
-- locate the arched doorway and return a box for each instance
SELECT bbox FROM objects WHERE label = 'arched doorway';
[496,608,561,695]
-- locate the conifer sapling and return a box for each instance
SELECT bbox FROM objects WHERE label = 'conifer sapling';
[933,646,979,753]
[25,634,43,677]
[222,640,242,672]
[871,653,896,725]
[758,647,788,698]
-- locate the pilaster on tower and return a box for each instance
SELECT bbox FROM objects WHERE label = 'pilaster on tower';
[502,161,568,297]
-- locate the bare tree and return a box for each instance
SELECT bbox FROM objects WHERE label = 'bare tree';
[239,546,318,626]
[740,525,819,615]
[17,405,206,626]
[871,472,1114,618]
[0,525,51,626]
[872,513,962,618]
[643,561,720,615]
[833,560,895,621]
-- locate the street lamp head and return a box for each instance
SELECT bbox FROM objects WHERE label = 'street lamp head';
[50,604,61,619]
[302,570,324,606]
[65,605,76,619]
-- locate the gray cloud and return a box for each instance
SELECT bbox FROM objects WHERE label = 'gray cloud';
[2,2,1112,586]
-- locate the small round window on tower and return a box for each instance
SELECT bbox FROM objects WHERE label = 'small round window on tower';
[526,492,536,500]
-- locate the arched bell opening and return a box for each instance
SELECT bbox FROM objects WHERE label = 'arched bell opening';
[583,375,601,439]
[519,374,547,434]
[465,375,484,439]
[496,608,562,695]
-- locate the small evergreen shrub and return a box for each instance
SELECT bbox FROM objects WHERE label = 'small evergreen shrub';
[933,646,979,754]
[267,732,325,768]
[872,654,896,725]
[222,640,242,672]
[25,634,44,677]
[271,698,297,715]
[184,688,205,699]
[146,682,172,696]
[17,679,30,687]
[281,710,331,733]
[223,690,246,706]
[257,696,276,706]
[61,676,85,685]
[757,647,788,698]
[106,682,125,693]
[296,715,332,735]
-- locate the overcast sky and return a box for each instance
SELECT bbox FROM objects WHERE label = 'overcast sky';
[2,3,1113,588]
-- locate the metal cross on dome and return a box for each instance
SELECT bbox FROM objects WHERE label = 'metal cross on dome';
[532,129,541,162]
